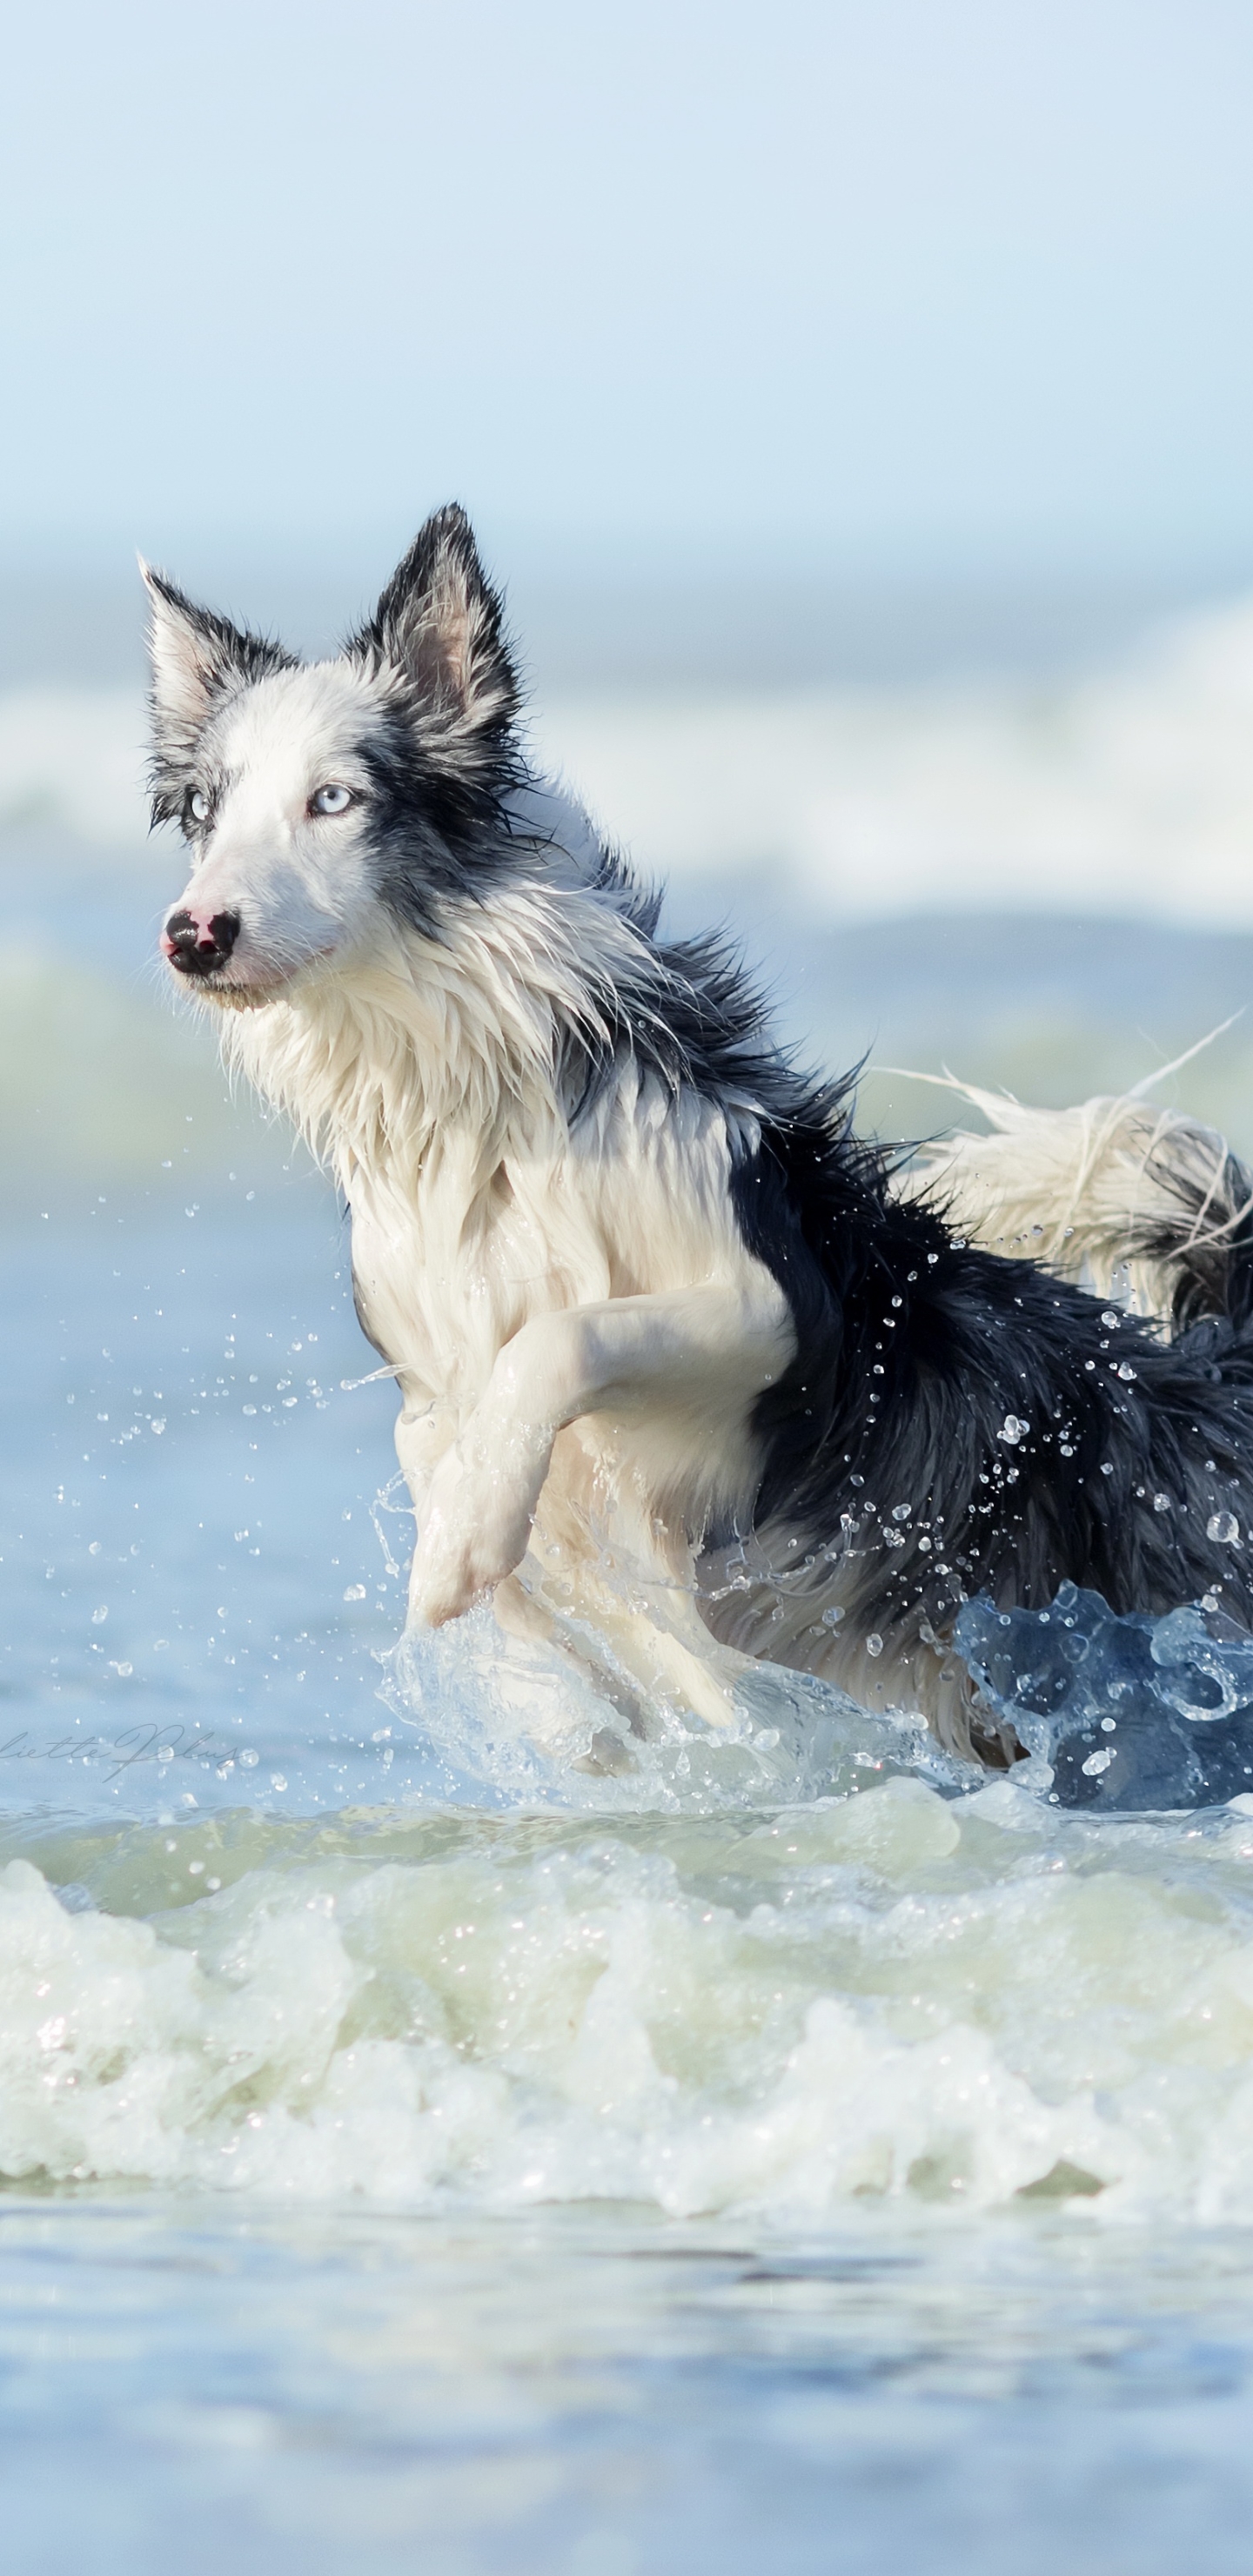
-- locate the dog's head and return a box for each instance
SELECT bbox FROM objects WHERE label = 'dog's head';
[146,506,520,1003]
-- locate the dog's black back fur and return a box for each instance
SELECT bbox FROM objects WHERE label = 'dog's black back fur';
[601,914,1253,1640]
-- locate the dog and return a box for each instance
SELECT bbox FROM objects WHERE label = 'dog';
[146,505,1253,1763]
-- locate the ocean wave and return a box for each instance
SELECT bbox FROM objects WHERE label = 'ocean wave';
[7,1775,1253,2220]
[6,594,1253,920]
[537,595,1253,922]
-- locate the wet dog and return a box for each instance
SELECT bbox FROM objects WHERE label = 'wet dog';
[147,506,1253,1760]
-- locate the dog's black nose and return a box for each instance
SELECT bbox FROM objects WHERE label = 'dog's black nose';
[164,909,241,976]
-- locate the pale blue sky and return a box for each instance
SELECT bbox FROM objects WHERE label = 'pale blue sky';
[3,0,1253,580]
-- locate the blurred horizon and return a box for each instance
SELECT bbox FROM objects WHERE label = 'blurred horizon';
[7,549,1252,694]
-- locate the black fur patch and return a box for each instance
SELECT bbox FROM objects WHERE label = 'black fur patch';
[734,1077,1253,1645]
[352,712,513,940]
[346,503,525,901]
[563,887,1253,1646]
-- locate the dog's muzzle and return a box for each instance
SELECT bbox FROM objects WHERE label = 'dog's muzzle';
[163,909,241,977]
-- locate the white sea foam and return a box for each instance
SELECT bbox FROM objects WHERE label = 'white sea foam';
[6,596,1253,922]
[538,597,1253,924]
[9,1752,1253,2221]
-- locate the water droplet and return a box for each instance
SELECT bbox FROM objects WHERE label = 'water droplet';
[999,1416,1028,1446]
[239,1748,259,1768]
[343,1583,366,1601]
[1101,1310,1121,1330]
[90,1606,108,1624]
[1208,1511,1241,1545]
[1117,1363,1136,1382]
[1154,1493,1170,1513]
[866,1633,884,1657]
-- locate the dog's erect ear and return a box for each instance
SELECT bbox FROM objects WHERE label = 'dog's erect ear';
[352,506,519,744]
[140,560,296,816]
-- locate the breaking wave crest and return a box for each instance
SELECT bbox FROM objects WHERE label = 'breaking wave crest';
[9,1593,1253,2224]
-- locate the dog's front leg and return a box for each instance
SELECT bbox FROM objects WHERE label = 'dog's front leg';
[407,1279,794,1627]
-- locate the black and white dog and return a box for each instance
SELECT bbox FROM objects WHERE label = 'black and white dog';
[147,506,1253,1761]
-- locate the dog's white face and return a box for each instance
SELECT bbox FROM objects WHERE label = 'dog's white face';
[158,661,393,1000]
[147,505,520,1006]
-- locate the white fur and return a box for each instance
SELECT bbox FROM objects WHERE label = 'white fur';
[212,865,794,1728]
[895,1075,1252,1319]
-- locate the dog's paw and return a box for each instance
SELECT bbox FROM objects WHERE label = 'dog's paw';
[406,1436,544,1627]
[408,1526,519,1627]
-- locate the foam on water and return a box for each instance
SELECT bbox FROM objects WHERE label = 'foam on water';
[9,1703,1253,2222]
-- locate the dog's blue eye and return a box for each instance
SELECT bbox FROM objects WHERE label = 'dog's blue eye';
[311,784,354,816]
[189,789,209,823]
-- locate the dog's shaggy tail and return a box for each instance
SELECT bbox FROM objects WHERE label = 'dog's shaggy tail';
[893,1076,1253,1331]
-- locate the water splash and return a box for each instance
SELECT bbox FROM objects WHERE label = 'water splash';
[956,1581,1253,1810]
[383,1605,968,1815]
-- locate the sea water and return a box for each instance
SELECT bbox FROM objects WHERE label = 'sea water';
[8,1197,1253,2573]
[10,618,1253,2567]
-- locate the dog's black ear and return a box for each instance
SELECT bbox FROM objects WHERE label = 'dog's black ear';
[352,506,519,744]
[140,561,296,818]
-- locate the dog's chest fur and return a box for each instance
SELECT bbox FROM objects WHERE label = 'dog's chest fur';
[348,1069,760,1405]
[225,906,782,1540]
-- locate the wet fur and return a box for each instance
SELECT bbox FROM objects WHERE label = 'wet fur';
[145,506,1253,1762]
